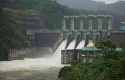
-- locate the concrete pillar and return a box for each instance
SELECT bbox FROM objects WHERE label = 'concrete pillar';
[70,16,75,30]
[79,15,85,30]
[80,18,83,30]
[88,15,94,31]
[89,19,92,31]
[70,16,78,30]
[97,15,103,31]
[88,15,94,39]
[107,15,113,30]
[62,17,66,30]
[62,16,69,30]
[107,15,113,35]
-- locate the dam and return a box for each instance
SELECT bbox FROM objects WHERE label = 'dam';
[1,15,125,80]
[2,15,125,64]
[60,15,125,64]
[60,15,112,64]
[6,15,112,60]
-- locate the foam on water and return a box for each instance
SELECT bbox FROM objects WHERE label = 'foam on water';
[66,40,76,50]
[0,40,67,72]
[76,40,85,49]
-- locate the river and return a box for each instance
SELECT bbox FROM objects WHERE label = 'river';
[0,40,67,80]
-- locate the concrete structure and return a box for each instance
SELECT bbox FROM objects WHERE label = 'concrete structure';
[79,15,85,30]
[97,15,104,31]
[62,16,69,30]
[61,15,114,64]
[88,15,95,31]
[109,30,125,47]
[107,15,113,31]
[70,16,75,30]
[70,16,78,30]
[62,15,113,31]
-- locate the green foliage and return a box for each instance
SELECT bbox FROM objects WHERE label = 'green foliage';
[95,39,119,60]
[58,66,71,79]
[104,59,124,80]
[0,7,28,60]
[58,59,105,80]
[1,9,27,48]
[58,57,125,80]
[95,39,116,49]
[58,40,125,80]
[16,0,116,29]
[16,0,77,29]
[16,0,51,10]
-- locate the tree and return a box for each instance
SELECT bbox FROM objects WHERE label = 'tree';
[0,5,27,60]
[58,40,125,80]
[95,39,118,60]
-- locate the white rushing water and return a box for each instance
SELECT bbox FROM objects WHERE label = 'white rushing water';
[0,40,67,72]
[76,40,85,49]
[66,40,76,50]
[53,40,67,63]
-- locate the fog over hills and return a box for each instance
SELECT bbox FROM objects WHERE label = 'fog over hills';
[57,0,105,10]
[57,0,125,16]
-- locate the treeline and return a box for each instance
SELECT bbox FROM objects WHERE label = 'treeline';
[0,1,27,60]
[16,0,77,29]
[16,0,124,29]
[57,40,125,80]
[58,0,125,16]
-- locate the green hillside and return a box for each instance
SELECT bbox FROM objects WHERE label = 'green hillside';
[58,0,125,16]
[17,0,77,29]
[0,2,28,60]
[16,0,124,29]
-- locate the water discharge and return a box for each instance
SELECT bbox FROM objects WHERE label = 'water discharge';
[76,40,85,49]
[66,40,76,50]
[0,40,67,72]
[53,40,67,63]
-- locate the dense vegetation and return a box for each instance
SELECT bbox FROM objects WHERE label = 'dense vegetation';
[17,0,77,29]
[58,0,125,16]
[16,0,124,29]
[0,1,27,60]
[57,40,125,80]
[1,0,124,61]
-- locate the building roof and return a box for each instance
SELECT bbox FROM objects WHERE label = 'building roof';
[82,47,100,51]
[81,47,122,51]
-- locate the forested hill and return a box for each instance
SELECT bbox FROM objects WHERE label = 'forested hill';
[14,0,124,29]
[57,0,125,16]
[106,1,125,16]
[16,0,77,29]
[1,0,124,29]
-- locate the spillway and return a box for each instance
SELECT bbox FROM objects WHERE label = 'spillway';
[52,40,67,63]
[76,40,85,49]
[66,40,76,50]
[0,40,67,72]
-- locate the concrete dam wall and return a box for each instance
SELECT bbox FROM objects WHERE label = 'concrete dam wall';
[25,31,63,58]
[109,30,125,47]
[35,32,61,48]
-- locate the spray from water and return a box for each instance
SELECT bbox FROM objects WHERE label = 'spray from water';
[66,40,76,50]
[53,40,67,61]
[76,40,85,49]
[0,40,67,72]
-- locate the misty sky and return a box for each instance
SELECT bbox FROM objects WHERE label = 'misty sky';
[93,0,125,4]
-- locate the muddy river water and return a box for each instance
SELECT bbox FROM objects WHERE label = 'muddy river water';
[0,40,68,80]
[0,58,63,80]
